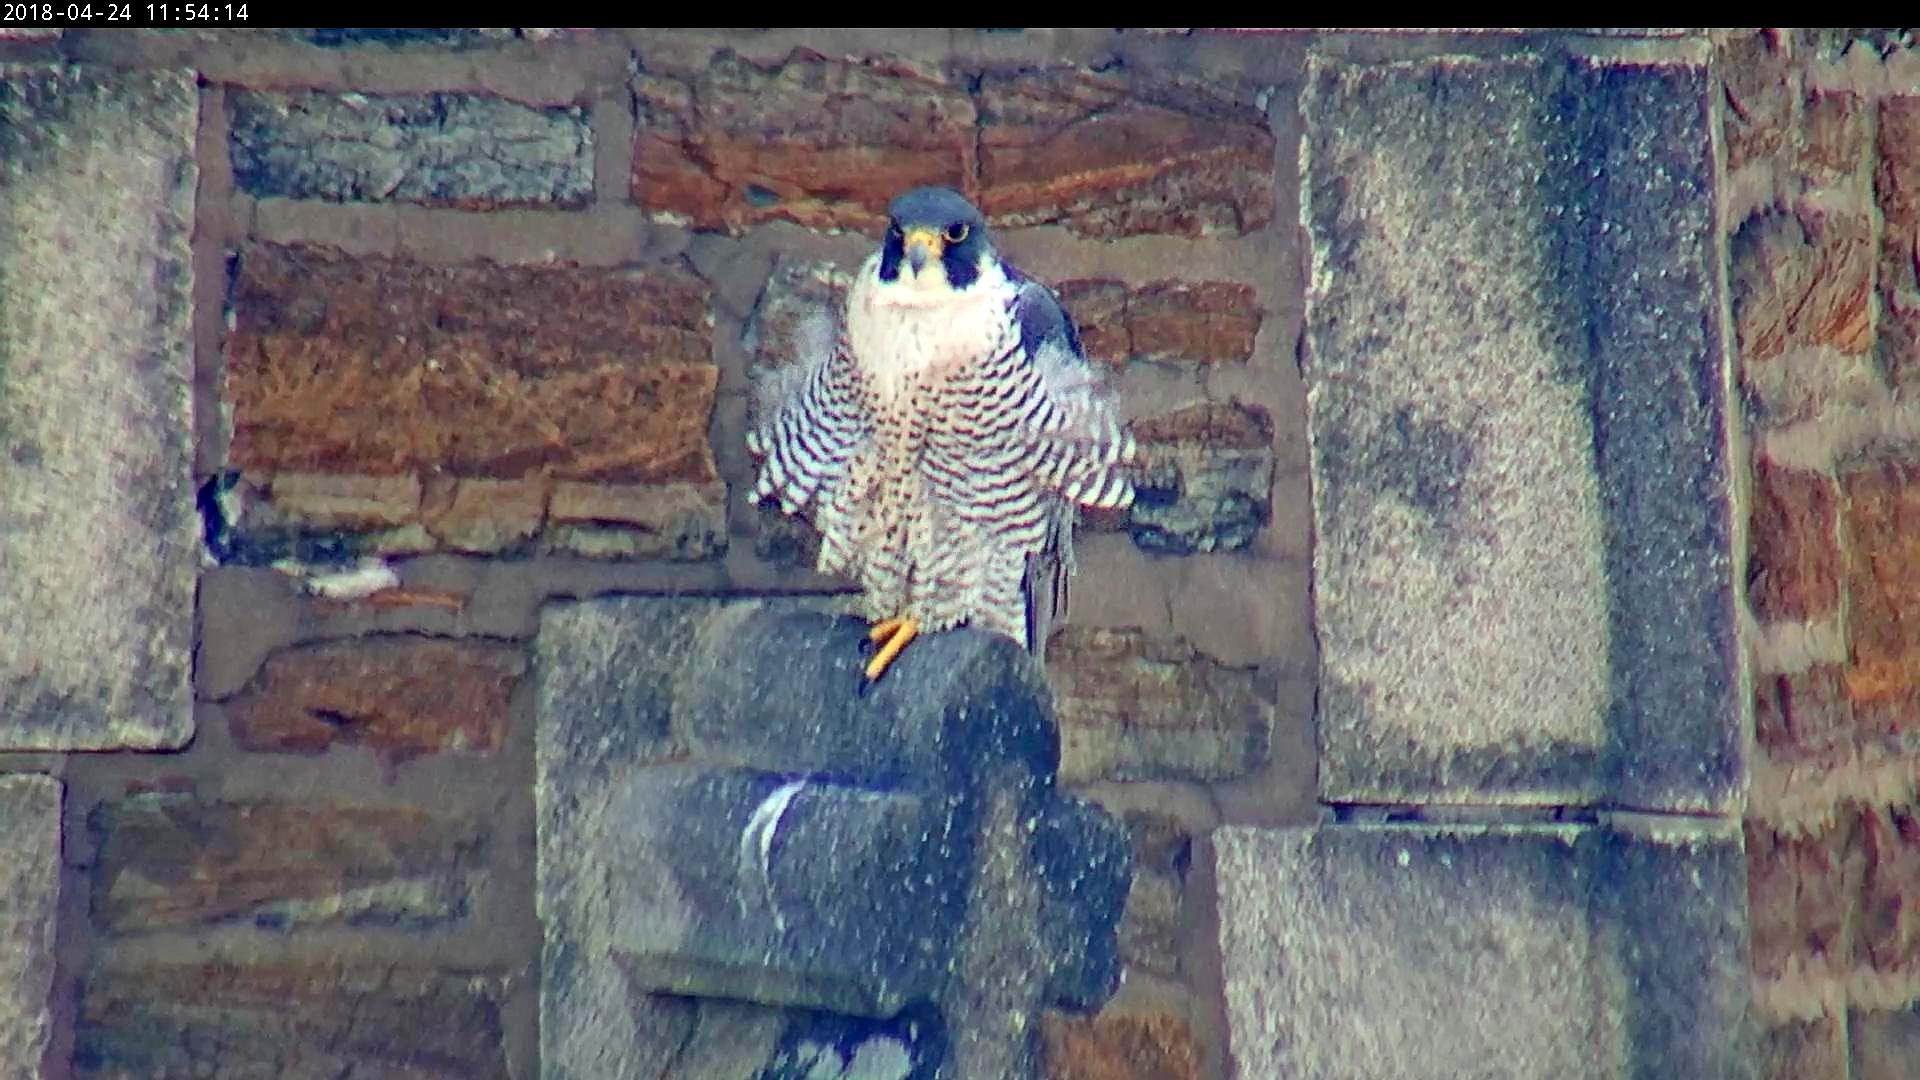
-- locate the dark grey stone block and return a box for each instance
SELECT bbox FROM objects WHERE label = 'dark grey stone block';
[1300,48,1740,812]
[228,89,592,208]
[536,596,1128,1080]
[0,64,197,750]
[1215,820,1755,1079]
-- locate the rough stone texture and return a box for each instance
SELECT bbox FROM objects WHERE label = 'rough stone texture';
[1128,401,1275,555]
[1046,626,1269,783]
[91,794,484,933]
[419,476,546,553]
[1302,53,1740,811]
[1746,817,1852,985]
[1731,204,1877,425]
[1039,1006,1201,1080]
[289,28,582,47]
[73,955,511,1078]
[546,480,728,561]
[1853,1005,1920,1080]
[976,67,1275,237]
[536,597,1130,1079]
[1759,1015,1846,1080]
[0,776,60,1078]
[1749,459,1843,623]
[1721,30,1792,172]
[225,244,717,482]
[632,50,975,233]
[1800,89,1868,190]
[1841,462,1920,727]
[224,636,525,761]
[228,88,591,208]
[0,65,197,750]
[262,473,423,529]
[1877,98,1920,388]
[1753,664,1854,765]
[1053,280,1263,366]
[1215,822,1755,1079]
[1113,810,1191,981]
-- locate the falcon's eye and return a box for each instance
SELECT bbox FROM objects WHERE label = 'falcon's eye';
[944,222,970,244]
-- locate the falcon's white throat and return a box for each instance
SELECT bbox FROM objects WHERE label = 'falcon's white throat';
[847,249,1014,404]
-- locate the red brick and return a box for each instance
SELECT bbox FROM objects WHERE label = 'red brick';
[1055,280,1132,365]
[1877,98,1920,386]
[1054,280,1261,366]
[1721,30,1792,172]
[225,244,717,482]
[75,954,508,1078]
[224,636,524,761]
[631,50,975,234]
[1857,802,1920,978]
[1749,458,1843,622]
[1842,462,1920,725]
[1754,664,1855,761]
[1730,206,1875,423]
[1760,1015,1848,1080]
[90,794,482,932]
[1801,89,1868,189]
[1746,817,1858,982]
[977,67,1274,238]
[1039,1006,1201,1080]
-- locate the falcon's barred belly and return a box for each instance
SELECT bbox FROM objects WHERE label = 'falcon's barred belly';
[748,186,1136,688]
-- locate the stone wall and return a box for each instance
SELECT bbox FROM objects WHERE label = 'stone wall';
[0,24,1904,1080]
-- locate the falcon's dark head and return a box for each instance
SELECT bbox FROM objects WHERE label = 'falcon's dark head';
[877,186,995,294]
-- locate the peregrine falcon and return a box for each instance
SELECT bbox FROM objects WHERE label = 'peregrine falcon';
[748,186,1136,688]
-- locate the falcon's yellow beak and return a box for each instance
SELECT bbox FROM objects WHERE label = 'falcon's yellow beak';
[901,226,943,272]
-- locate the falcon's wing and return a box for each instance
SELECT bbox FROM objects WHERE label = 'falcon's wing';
[1005,277,1137,657]
[747,307,870,516]
[1012,278,1136,511]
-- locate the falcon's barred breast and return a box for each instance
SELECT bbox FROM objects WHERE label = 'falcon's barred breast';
[748,186,1136,685]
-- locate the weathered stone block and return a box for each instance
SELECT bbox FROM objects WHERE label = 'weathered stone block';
[1039,1005,1201,1080]
[536,597,1130,1080]
[224,635,524,761]
[418,475,546,553]
[1800,89,1868,190]
[1047,626,1268,783]
[1852,1005,1920,1080]
[1749,458,1843,622]
[1112,810,1191,981]
[976,67,1275,237]
[1841,462,1920,728]
[1732,204,1876,424]
[0,775,60,1076]
[1128,401,1274,555]
[73,955,510,1078]
[1216,821,1755,1079]
[1759,1015,1846,1080]
[91,794,484,933]
[225,245,717,483]
[229,89,591,208]
[1877,98,1920,387]
[546,480,727,561]
[0,65,197,750]
[1302,52,1740,811]
[632,50,974,233]
[1053,280,1262,366]
[1721,30,1792,172]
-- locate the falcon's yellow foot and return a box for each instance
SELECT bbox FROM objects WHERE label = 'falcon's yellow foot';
[859,615,920,691]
